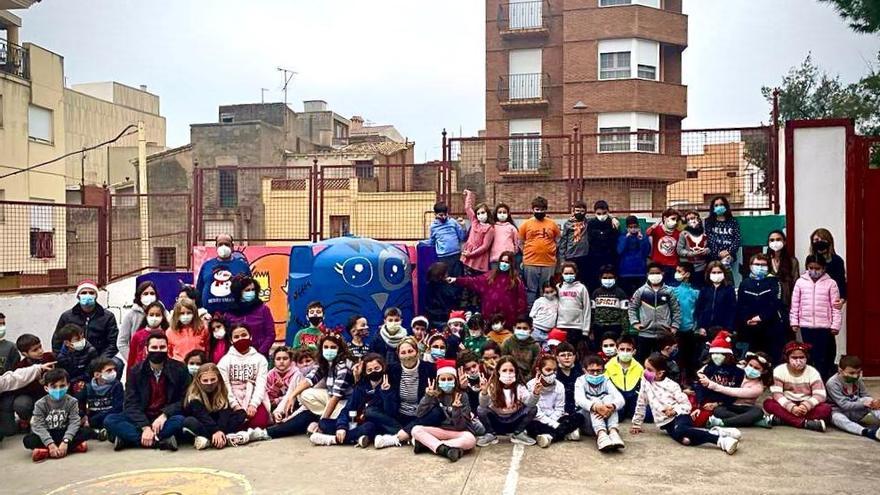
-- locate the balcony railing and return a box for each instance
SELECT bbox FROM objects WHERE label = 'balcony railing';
[496,139,552,173]
[497,1,550,35]
[497,73,550,108]
[0,38,29,80]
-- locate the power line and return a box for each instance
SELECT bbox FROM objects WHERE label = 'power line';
[0,165,83,181]
[0,125,138,180]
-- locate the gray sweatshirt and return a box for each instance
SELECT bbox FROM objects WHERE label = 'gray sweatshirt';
[574,375,626,413]
[31,394,80,446]
[628,283,682,338]
[825,373,874,421]
[556,281,591,335]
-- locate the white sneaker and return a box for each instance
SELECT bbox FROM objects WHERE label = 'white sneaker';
[356,435,370,448]
[309,432,337,446]
[710,426,742,440]
[247,428,270,442]
[608,429,625,449]
[566,429,581,441]
[193,436,210,450]
[718,436,739,455]
[597,430,613,452]
[226,431,250,446]
[306,422,320,434]
[536,434,553,448]
[374,434,402,449]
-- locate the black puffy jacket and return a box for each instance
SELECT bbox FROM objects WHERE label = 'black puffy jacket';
[53,303,119,359]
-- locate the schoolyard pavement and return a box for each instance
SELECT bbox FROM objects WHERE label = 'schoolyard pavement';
[2,380,879,495]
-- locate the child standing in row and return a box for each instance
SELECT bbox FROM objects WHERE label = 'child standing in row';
[790,255,841,379]
[557,262,591,351]
[629,263,681,363]
[128,302,169,369]
[167,298,208,363]
[590,265,630,346]
[617,216,652,296]
[672,262,700,381]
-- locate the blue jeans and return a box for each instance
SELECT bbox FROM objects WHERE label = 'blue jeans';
[104,412,184,446]
[660,415,719,446]
[523,265,555,307]
[267,409,318,439]
[365,407,444,435]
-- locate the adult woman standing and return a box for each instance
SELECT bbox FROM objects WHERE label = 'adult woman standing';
[704,196,742,285]
[447,251,527,329]
[225,275,276,357]
[117,281,164,363]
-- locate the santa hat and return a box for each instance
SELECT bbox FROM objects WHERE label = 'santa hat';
[76,279,98,296]
[448,311,467,326]
[708,330,734,354]
[783,341,812,356]
[436,358,456,377]
[198,308,211,320]
[411,316,429,328]
[547,328,567,347]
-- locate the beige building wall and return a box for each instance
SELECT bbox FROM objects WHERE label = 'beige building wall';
[668,141,746,207]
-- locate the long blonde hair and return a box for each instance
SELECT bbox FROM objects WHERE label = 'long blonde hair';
[171,297,204,333]
[809,228,836,258]
[184,363,229,412]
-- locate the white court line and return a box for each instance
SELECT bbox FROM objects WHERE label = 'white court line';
[502,443,525,495]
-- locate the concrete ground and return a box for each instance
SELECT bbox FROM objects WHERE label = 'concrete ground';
[3,381,879,495]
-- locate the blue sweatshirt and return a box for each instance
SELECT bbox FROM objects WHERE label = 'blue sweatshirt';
[736,276,782,329]
[695,362,744,405]
[336,379,399,431]
[705,217,742,263]
[617,232,652,278]
[695,284,736,331]
[429,219,465,257]
[196,256,252,313]
[86,379,124,424]
[672,282,699,332]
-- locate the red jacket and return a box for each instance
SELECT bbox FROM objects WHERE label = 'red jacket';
[647,224,681,267]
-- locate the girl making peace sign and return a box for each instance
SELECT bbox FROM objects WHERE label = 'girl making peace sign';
[411,359,478,462]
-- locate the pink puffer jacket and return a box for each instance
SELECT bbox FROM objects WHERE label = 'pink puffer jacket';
[461,190,495,272]
[790,272,841,331]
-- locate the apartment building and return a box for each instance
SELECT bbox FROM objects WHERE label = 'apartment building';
[485,0,688,212]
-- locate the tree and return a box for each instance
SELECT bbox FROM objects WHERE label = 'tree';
[819,0,880,33]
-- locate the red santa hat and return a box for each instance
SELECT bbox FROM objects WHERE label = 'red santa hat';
[448,311,467,326]
[547,328,567,347]
[436,358,456,377]
[76,279,98,296]
[709,330,734,355]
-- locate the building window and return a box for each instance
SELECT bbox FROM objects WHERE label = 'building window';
[637,64,657,80]
[508,0,544,30]
[636,128,658,152]
[630,188,653,213]
[600,52,631,80]
[508,118,542,171]
[599,127,631,152]
[598,112,660,153]
[28,105,53,143]
[599,0,660,7]
[220,113,234,123]
[29,201,55,259]
[154,247,177,270]
[330,216,351,238]
[686,170,699,179]
[508,49,542,99]
[218,168,238,208]
[354,160,374,179]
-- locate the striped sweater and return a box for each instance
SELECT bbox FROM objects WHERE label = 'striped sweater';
[770,364,826,412]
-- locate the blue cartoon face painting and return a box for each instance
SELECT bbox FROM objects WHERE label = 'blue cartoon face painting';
[286,237,414,344]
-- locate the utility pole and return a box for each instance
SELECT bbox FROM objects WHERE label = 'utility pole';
[277,67,297,107]
[137,121,149,269]
[261,88,269,104]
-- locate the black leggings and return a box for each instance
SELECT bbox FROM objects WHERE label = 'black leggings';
[267,409,318,439]
[660,415,719,447]
[525,414,582,441]
[477,406,536,435]
[182,410,248,438]
[23,429,88,450]
[712,404,764,427]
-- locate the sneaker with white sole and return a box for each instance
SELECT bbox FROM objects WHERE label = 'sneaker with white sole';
[226,431,250,446]
[566,429,581,441]
[804,419,826,433]
[309,432,337,446]
[193,436,210,450]
[718,436,739,455]
[476,433,498,447]
[374,434,402,449]
[307,422,320,434]
[596,430,613,452]
[709,426,742,440]
[536,434,553,448]
[608,429,625,449]
[510,431,536,446]
[247,428,270,442]
[357,435,370,448]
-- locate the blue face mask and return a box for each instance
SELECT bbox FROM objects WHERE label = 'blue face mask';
[242,290,257,303]
[562,274,576,284]
[430,348,446,360]
[751,265,768,279]
[713,205,727,216]
[514,329,530,341]
[78,294,96,307]
[438,381,455,393]
[48,387,68,401]
[744,365,762,380]
[322,348,338,362]
[586,374,606,386]
[498,262,510,272]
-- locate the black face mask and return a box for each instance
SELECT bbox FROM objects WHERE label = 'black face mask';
[573,213,585,221]
[437,216,448,223]
[147,351,167,365]
[308,316,323,326]
[202,383,218,394]
[534,212,546,220]
[366,371,383,382]
[813,240,829,252]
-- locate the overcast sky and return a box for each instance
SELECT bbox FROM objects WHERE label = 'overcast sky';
[16,0,880,160]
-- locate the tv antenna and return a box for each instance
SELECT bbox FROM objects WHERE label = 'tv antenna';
[277,67,297,107]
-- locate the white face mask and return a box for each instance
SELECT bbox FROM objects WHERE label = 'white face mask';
[665,219,678,229]
[674,271,685,282]
[179,314,194,325]
[491,323,503,331]
[499,372,516,385]
[710,273,725,284]
[687,219,700,228]
[647,274,663,285]
[769,240,784,252]
[596,214,608,222]
[213,328,226,340]
[217,245,233,259]
[140,294,157,306]
[72,339,87,351]
[602,346,617,356]
[477,212,488,224]
[146,316,162,328]
[496,212,508,222]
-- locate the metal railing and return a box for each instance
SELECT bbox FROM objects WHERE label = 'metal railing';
[497,1,550,32]
[497,73,550,102]
[0,38,29,80]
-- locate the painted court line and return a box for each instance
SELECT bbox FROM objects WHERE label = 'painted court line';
[502,444,525,495]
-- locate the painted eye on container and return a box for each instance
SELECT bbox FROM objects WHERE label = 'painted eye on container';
[334,257,374,288]
[378,248,409,291]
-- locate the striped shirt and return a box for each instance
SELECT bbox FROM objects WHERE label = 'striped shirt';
[398,365,419,416]
[307,359,354,399]
[770,364,826,411]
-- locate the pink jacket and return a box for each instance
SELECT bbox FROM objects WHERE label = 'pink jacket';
[790,272,842,331]
[706,377,764,406]
[490,222,520,263]
[461,190,495,272]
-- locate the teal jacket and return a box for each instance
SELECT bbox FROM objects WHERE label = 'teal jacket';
[672,282,699,332]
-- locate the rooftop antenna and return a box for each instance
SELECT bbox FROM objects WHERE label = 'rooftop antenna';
[261,88,269,104]
[277,67,298,107]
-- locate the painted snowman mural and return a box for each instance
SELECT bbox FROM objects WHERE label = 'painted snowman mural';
[285,237,415,345]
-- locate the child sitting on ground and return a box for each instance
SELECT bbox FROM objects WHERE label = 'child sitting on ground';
[692,331,744,427]
[56,324,98,401]
[704,352,774,429]
[412,359,478,462]
[266,346,296,410]
[575,354,625,452]
[762,341,831,432]
[604,335,644,420]
[83,357,123,441]
[526,354,582,448]
[24,369,89,462]
[11,334,54,430]
[631,353,741,455]
[825,355,880,441]
[486,314,512,345]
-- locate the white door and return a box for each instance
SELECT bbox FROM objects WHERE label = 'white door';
[509,119,542,171]
[508,49,542,99]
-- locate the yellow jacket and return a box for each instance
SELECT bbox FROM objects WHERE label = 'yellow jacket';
[604,356,644,392]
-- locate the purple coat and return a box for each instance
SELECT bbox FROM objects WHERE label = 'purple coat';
[225,304,276,355]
